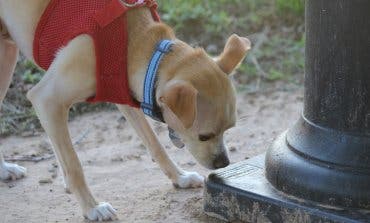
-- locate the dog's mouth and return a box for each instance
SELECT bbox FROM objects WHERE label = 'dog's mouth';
[203,153,230,170]
[212,154,230,169]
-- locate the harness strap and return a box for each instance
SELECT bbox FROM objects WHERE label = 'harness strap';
[142,39,174,122]
[94,0,158,27]
[94,0,128,27]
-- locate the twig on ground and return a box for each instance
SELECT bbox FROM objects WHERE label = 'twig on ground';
[249,27,270,90]
[5,154,55,163]
[251,27,270,53]
[73,129,91,146]
[4,128,90,163]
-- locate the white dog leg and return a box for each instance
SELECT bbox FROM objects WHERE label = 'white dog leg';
[0,37,26,181]
[117,105,204,188]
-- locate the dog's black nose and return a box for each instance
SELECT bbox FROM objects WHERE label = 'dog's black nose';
[213,154,230,169]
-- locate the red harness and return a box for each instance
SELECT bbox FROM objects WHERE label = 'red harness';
[33,0,160,107]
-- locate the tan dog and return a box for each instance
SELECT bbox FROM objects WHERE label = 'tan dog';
[0,0,251,221]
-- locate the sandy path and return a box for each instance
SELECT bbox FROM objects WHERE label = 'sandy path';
[0,89,302,223]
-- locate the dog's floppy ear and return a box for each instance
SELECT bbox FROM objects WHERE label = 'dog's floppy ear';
[216,34,251,75]
[159,80,198,130]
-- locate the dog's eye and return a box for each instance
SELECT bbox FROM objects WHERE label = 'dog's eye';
[199,133,215,142]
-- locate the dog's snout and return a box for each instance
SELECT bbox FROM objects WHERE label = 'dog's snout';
[213,154,230,169]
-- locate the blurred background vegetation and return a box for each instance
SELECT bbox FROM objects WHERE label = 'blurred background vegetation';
[1,0,305,136]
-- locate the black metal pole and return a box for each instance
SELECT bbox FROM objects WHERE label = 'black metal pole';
[266,0,370,208]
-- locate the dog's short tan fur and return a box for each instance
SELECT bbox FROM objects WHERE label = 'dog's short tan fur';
[0,0,250,221]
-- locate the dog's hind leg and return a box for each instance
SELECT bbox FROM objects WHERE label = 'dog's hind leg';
[117,105,204,188]
[27,35,117,221]
[0,37,27,181]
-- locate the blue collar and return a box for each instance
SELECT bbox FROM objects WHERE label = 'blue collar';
[141,39,174,122]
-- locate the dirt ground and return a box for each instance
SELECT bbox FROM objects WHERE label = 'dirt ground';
[0,88,302,223]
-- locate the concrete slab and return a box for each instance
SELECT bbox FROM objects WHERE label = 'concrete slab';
[204,155,370,223]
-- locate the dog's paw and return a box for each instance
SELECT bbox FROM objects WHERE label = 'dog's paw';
[85,202,117,222]
[173,171,204,189]
[0,162,26,181]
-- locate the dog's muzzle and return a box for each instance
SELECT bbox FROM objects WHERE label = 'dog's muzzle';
[213,153,230,169]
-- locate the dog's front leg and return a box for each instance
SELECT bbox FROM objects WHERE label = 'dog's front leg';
[117,105,204,188]
[0,38,26,181]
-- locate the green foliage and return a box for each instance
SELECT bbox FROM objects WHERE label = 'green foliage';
[276,0,305,15]
[22,70,43,84]
[239,33,305,84]
[268,69,286,81]
[18,59,45,84]
[159,0,236,42]
[159,0,304,44]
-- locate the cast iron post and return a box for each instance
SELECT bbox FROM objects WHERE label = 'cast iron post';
[266,0,370,208]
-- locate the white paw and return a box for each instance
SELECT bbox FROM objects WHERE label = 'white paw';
[0,162,26,181]
[85,202,117,221]
[174,171,204,188]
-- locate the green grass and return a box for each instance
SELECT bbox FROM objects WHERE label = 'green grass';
[276,0,305,15]
[159,0,305,86]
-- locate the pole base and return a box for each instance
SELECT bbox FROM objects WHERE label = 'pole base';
[204,154,370,223]
[266,121,370,209]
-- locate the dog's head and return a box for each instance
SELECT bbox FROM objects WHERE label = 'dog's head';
[158,34,251,169]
